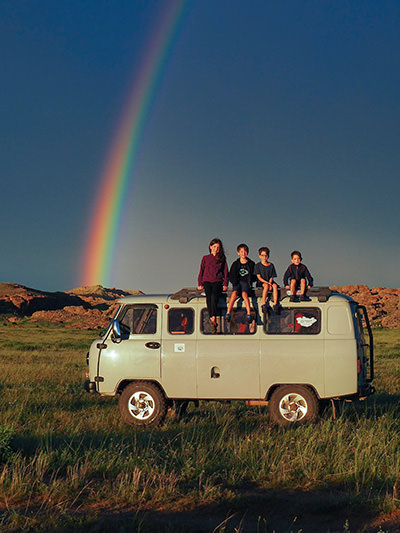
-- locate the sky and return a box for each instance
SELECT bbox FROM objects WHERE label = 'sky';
[1,0,399,293]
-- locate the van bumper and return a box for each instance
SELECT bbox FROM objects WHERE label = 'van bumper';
[84,380,97,393]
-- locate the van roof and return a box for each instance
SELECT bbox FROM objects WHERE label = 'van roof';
[117,286,354,305]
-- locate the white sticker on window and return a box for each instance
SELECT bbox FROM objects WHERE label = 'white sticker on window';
[296,316,317,328]
[174,343,185,352]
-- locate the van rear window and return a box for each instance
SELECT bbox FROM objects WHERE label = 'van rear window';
[201,308,256,335]
[264,307,321,335]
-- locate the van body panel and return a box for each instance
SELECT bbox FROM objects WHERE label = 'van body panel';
[260,336,325,397]
[161,337,197,397]
[98,335,161,394]
[196,338,260,398]
[323,339,357,397]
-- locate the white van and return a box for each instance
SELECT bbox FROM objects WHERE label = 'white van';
[84,287,374,427]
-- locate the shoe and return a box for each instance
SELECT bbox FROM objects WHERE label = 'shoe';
[225,313,231,322]
[273,304,281,314]
[246,314,252,323]
[290,295,295,303]
[209,319,217,333]
[300,294,306,302]
[261,304,267,314]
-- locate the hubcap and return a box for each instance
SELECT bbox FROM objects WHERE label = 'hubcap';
[279,393,308,422]
[128,391,155,420]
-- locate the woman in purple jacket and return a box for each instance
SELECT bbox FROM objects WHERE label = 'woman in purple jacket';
[198,238,228,332]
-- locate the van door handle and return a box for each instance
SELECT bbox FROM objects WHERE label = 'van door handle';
[145,342,161,349]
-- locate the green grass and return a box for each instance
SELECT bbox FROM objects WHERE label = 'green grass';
[0,321,399,531]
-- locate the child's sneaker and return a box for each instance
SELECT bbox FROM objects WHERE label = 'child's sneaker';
[261,304,267,314]
[290,295,295,303]
[225,313,231,323]
[246,314,252,323]
[300,294,306,302]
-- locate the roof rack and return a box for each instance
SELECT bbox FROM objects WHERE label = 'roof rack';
[171,288,203,303]
[171,286,333,304]
[279,286,333,302]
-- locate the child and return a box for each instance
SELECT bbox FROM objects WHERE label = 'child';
[254,247,280,313]
[226,243,255,322]
[283,250,313,302]
[198,238,228,332]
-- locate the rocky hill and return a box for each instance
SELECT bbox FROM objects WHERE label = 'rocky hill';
[0,282,399,329]
[0,283,141,329]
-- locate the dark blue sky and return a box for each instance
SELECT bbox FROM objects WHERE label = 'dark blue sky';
[1,0,399,292]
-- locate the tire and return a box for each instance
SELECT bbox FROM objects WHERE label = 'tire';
[269,385,318,427]
[119,381,167,427]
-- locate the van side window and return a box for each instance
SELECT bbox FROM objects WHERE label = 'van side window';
[120,305,157,335]
[168,308,194,335]
[264,307,321,335]
[201,308,256,335]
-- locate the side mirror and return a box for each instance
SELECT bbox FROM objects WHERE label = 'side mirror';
[112,319,121,339]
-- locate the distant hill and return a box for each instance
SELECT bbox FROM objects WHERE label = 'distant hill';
[0,283,142,329]
[0,282,399,329]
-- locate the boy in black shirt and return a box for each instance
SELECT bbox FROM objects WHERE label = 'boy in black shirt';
[226,243,255,322]
[283,250,313,302]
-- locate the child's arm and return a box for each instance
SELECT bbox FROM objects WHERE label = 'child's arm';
[257,273,272,288]
[283,266,291,288]
[223,262,228,291]
[305,266,313,288]
[197,257,205,290]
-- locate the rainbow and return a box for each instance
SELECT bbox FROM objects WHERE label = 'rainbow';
[81,0,187,287]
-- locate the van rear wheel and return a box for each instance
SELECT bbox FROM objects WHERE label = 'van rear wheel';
[269,385,318,426]
[119,382,167,426]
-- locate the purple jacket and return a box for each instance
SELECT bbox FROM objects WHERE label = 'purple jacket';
[198,254,228,286]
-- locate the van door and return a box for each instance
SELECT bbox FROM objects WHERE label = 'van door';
[160,307,197,398]
[97,304,161,394]
[196,308,260,399]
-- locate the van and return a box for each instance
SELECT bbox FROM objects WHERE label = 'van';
[84,286,374,426]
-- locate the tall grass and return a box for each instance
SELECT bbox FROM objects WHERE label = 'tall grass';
[0,320,399,531]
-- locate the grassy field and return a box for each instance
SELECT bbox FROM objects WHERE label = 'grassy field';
[0,321,399,532]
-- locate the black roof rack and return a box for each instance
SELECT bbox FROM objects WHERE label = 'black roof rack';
[171,286,334,304]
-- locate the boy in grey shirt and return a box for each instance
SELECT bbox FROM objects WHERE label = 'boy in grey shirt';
[254,247,280,313]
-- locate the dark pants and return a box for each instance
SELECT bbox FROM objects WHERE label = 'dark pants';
[203,281,223,318]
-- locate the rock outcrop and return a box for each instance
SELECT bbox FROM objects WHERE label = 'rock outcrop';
[329,285,400,328]
[0,283,141,329]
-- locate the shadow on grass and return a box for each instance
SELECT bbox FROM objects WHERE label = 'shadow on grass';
[0,483,396,532]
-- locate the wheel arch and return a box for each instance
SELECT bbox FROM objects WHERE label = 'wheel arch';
[116,378,167,397]
[265,383,320,402]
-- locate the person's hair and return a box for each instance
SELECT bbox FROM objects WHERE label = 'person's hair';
[237,243,249,253]
[291,250,302,260]
[209,238,226,264]
[258,247,270,256]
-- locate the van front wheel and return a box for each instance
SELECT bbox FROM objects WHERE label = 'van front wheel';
[119,382,167,426]
[269,385,318,426]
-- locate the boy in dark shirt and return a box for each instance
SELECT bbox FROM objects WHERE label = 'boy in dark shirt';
[254,247,279,313]
[226,243,255,322]
[283,250,313,302]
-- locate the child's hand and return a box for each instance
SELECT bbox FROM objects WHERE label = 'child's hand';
[197,285,203,291]
[285,285,290,290]
[223,285,228,291]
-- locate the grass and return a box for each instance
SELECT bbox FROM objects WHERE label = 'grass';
[0,319,399,531]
